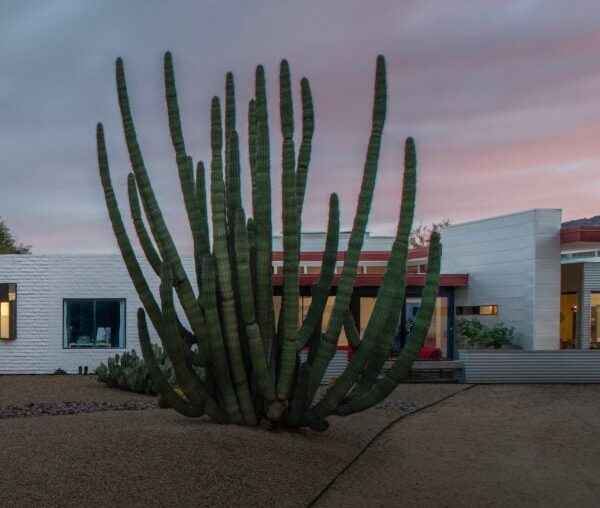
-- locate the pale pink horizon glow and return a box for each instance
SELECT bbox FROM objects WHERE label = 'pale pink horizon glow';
[0,1,599,253]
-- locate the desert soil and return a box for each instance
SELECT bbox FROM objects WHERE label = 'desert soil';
[315,384,600,508]
[1,377,598,507]
[0,375,462,507]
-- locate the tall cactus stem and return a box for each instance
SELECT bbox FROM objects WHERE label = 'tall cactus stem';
[307,55,387,395]
[210,97,257,425]
[276,59,300,403]
[253,65,275,360]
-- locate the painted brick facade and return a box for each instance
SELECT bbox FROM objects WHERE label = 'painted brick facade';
[0,254,191,374]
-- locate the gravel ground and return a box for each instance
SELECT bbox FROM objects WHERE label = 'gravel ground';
[0,375,154,404]
[315,384,600,508]
[0,375,464,507]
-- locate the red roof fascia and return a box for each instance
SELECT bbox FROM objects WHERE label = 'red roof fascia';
[272,247,429,262]
[271,273,468,288]
[560,227,600,244]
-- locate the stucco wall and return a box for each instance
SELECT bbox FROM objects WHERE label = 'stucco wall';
[441,209,561,350]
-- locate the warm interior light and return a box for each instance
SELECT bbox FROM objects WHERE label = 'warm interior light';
[0,302,9,339]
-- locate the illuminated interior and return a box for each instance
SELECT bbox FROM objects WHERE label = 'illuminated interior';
[0,283,16,340]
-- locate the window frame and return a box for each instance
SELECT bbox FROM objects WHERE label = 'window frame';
[62,298,126,349]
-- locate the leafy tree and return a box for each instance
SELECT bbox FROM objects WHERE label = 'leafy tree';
[409,219,451,248]
[0,218,31,254]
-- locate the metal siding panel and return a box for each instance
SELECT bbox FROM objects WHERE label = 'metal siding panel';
[460,350,600,382]
[299,350,349,384]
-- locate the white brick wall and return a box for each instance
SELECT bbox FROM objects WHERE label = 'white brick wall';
[0,254,198,374]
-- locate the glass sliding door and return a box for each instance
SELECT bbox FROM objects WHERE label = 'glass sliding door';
[405,297,448,357]
[560,293,577,349]
[590,293,600,349]
[359,293,451,358]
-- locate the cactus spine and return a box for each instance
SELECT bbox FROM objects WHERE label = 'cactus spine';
[96,52,442,430]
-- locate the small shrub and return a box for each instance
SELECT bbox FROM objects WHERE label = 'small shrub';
[457,319,514,349]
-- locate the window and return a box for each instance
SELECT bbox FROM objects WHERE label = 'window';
[63,299,125,348]
[274,294,348,347]
[359,294,449,357]
[590,293,600,350]
[560,293,577,349]
[0,284,17,340]
[336,265,363,275]
[365,265,386,275]
[456,305,498,316]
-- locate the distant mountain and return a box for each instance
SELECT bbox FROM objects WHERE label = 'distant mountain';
[562,215,600,228]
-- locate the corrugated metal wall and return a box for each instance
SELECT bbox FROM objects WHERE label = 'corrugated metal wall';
[299,349,350,384]
[460,350,600,382]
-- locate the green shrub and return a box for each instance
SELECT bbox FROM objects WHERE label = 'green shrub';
[457,319,514,349]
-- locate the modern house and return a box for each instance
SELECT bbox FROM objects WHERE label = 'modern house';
[1,208,599,381]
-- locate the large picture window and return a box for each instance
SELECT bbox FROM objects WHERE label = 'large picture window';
[0,283,17,340]
[63,299,125,348]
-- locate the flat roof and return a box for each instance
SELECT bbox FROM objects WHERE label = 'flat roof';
[272,273,468,288]
[273,248,429,262]
[561,227,600,244]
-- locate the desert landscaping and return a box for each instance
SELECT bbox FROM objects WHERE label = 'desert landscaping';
[1,377,599,507]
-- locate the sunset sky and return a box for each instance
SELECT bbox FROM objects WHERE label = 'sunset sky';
[1,0,599,253]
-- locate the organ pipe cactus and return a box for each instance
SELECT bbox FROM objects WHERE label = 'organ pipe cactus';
[96,52,442,430]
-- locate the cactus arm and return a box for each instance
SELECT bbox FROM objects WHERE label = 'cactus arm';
[137,308,204,417]
[158,261,226,421]
[304,140,418,423]
[200,254,244,424]
[224,73,242,249]
[306,55,387,393]
[127,173,162,276]
[195,161,211,257]
[128,171,204,357]
[97,123,166,344]
[164,52,187,158]
[164,52,209,290]
[247,217,257,296]
[210,97,257,425]
[115,56,208,346]
[177,155,205,286]
[295,77,314,220]
[296,192,339,350]
[248,99,258,217]
[233,210,277,406]
[334,233,442,416]
[343,310,361,350]
[351,137,417,394]
[276,59,300,402]
[226,130,243,243]
[253,65,275,361]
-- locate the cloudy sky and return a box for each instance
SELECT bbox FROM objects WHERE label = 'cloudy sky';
[1,0,599,253]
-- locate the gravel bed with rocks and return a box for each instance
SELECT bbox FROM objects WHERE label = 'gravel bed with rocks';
[0,399,156,419]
